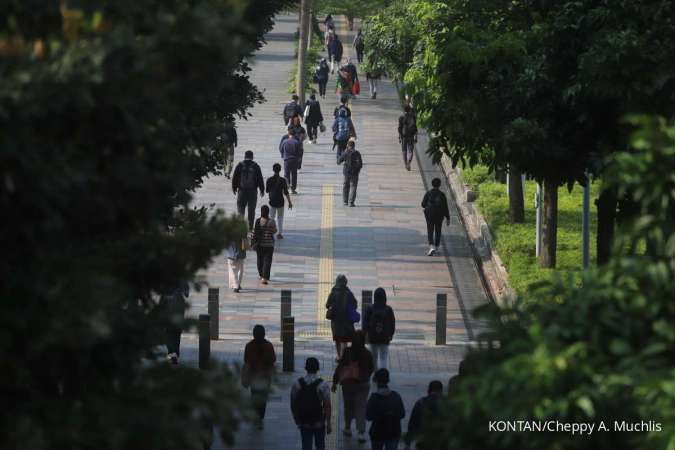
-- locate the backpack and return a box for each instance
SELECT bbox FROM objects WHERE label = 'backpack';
[371,393,403,440]
[349,151,362,174]
[368,307,389,342]
[334,116,349,142]
[403,112,417,137]
[426,190,444,212]
[239,162,258,190]
[295,378,324,425]
[284,102,297,123]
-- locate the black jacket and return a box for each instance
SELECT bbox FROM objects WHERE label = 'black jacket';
[304,99,324,125]
[421,188,450,221]
[406,393,443,446]
[337,149,362,176]
[363,303,395,344]
[366,389,406,440]
[231,159,264,194]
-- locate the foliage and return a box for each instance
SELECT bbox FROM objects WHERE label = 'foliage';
[421,118,675,450]
[315,0,389,23]
[289,25,324,94]
[0,0,289,448]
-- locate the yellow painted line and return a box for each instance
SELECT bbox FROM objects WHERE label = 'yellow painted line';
[317,184,334,336]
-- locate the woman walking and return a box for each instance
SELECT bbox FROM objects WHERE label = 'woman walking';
[304,93,324,144]
[243,325,276,429]
[226,238,247,292]
[332,330,374,443]
[266,163,293,239]
[326,274,358,360]
[252,205,277,284]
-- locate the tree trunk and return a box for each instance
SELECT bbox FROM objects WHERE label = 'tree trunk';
[596,187,617,265]
[508,165,525,223]
[539,179,558,268]
[296,0,310,104]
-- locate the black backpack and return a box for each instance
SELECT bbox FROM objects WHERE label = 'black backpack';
[239,162,258,190]
[368,307,389,342]
[349,151,362,174]
[426,190,444,212]
[295,378,324,425]
[403,112,417,137]
[284,102,297,123]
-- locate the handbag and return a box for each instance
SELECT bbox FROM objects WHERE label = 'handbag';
[338,360,361,384]
[325,306,334,320]
[353,79,361,95]
[319,122,326,133]
[346,301,360,323]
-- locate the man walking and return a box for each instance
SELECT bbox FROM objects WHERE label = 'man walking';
[291,357,332,450]
[366,369,406,450]
[220,119,238,179]
[283,94,303,125]
[279,127,304,194]
[337,139,363,207]
[363,287,395,369]
[159,282,189,365]
[232,150,264,230]
[266,163,293,239]
[304,93,324,144]
[328,34,343,74]
[353,29,365,63]
[421,178,450,256]
[404,381,444,450]
[398,105,418,171]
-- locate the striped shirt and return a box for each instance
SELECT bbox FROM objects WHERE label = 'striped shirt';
[254,218,277,247]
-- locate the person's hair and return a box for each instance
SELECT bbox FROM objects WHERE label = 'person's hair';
[347,140,355,148]
[292,94,299,101]
[260,205,269,218]
[253,324,265,341]
[428,380,443,394]
[373,368,390,386]
[350,330,366,353]
[310,93,316,100]
[244,150,254,159]
[305,357,320,373]
[404,104,412,113]
[272,163,281,173]
[292,114,301,125]
[432,178,441,188]
[287,126,296,136]
[335,274,348,287]
[340,94,349,105]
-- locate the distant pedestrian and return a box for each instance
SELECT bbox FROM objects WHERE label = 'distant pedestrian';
[333,94,352,119]
[324,14,334,30]
[337,138,363,207]
[232,150,265,230]
[325,26,335,59]
[326,274,359,360]
[290,114,307,144]
[421,178,450,256]
[226,238,247,292]
[252,205,277,284]
[291,357,333,450]
[220,119,238,178]
[404,381,443,450]
[279,127,304,194]
[304,94,324,144]
[159,282,189,364]
[363,287,395,369]
[366,69,381,100]
[243,325,276,429]
[283,94,304,125]
[336,63,354,99]
[328,35,343,73]
[332,330,374,443]
[266,163,293,239]
[398,105,418,171]
[366,369,406,450]
[332,108,355,162]
[316,58,330,98]
[353,30,365,63]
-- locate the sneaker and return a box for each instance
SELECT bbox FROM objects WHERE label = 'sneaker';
[343,429,352,437]
[406,163,411,171]
[357,432,367,443]
[344,202,348,206]
[349,203,355,207]
[261,279,268,285]
[373,92,377,99]
[427,246,436,256]
[234,287,240,293]
[277,233,284,239]
[291,189,298,195]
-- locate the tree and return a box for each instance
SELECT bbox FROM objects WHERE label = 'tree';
[316,0,389,30]
[0,0,290,448]
[421,116,675,450]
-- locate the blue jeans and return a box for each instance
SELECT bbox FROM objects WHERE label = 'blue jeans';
[300,427,326,450]
[372,439,399,450]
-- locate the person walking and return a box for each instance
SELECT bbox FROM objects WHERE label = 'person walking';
[404,381,444,450]
[332,330,374,443]
[324,14,334,30]
[421,178,450,256]
[332,108,355,162]
[283,94,304,125]
[279,127,304,194]
[226,237,247,292]
[366,69,381,100]
[397,105,418,171]
[266,163,293,239]
[304,94,324,144]
[316,58,330,99]
[290,114,307,144]
[252,205,277,284]
[336,62,354,99]
[353,30,365,63]
[242,325,276,429]
[220,119,238,179]
[337,138,363,207]
[334,94,352,118]
[326,274,359,360]
[159,282,189,364]
[366,369,406,450]
[291,357,332,450]
[328,35,343,74]
[232,150,265,230]
[363,287,395,369]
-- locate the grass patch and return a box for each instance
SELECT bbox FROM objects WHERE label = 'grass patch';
[461,165,599,295]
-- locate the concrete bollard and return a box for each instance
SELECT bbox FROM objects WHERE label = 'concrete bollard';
[361,290,372,330]
[199,314,211,369]
[436,294,447,346]
[208,288,219,340]
[280,290,292,342]
[282,316,295,372]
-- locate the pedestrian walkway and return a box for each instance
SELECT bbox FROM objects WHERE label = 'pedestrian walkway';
[186,12,490,450]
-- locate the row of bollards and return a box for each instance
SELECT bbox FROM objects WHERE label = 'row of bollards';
[197,288,450,371]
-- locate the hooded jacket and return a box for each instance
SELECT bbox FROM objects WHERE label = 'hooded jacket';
[363,287,396,344]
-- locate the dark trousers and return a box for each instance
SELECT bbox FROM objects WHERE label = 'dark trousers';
[425,211,443,246]
[237,189,258,229]
[401,138,415,164]
[356,48,364,63]
[166,325,182,356]
[343,173,359,204]
[336,140,348,162]
[250,388,269,420]
[284,158,299,191]
[307,123,318,141]
[300,427,326,450]
[318,80,327,97]
[371,439,399,450]
[256,246,274,279]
